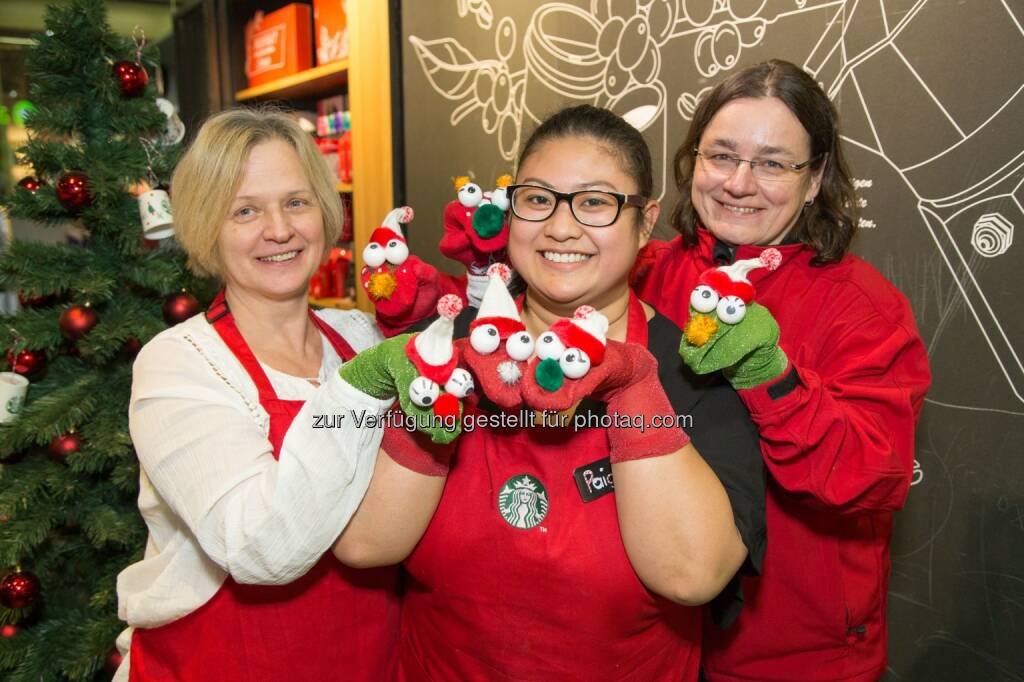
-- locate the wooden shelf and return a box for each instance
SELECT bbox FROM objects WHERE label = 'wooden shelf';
[235,59,349,102]
[336,182,353,193]
[309,296,355,310]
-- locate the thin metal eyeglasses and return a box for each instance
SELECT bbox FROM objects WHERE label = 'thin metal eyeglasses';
[507,184,647,228]
[694,148,820,183]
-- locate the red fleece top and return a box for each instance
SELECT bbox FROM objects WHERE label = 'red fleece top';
[632,229,931,682]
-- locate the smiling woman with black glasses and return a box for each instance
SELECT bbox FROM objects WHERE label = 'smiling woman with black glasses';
[393,104,766,681]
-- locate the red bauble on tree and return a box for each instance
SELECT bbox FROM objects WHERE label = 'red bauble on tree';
[113,60,148,97]
[163,292,199,325]
[17,176,43,194]
[17,291,57,308]
[55,172,93,213]
[0,624,18,638]
[7,349,46,378]
[59,304,98,340]
[120,336,143,359]
[104,649,124,675]
[0,571,41,610]
[49,431,82,463]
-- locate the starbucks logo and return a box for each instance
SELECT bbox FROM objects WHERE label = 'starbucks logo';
[5,395,23,415]
[497,474,549,529]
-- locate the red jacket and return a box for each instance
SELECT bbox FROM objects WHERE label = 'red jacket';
[632,229,930,682]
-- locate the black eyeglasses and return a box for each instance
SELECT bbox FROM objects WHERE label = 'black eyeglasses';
[507,184,646,228]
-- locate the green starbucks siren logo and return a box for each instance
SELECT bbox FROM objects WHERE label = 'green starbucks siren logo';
[498,474,549,529]
[6,395,23,415]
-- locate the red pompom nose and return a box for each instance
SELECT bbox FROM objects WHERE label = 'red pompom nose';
[433,393,459,422]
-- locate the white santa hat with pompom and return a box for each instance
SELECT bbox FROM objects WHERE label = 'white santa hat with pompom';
[469,263,525,339]
[548,305,609,365]
[698,247,782,303]
[405,294,463,384]
[363,206,413,268]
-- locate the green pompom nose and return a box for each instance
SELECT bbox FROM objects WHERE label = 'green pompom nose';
[535,357,564,392]
[472,204,505,239]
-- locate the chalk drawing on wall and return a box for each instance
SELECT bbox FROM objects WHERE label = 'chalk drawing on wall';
[408,0,1024,407]
[810,0,1024,408]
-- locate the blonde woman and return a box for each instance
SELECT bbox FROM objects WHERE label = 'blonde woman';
[115,108,452,681]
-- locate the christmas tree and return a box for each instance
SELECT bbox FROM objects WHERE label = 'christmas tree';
[0,1,208,678]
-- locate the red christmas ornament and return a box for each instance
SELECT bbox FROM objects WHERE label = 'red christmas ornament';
[17,292,57,308]
[162,292,199,325]
[120,336,142,359]
[56,172,93,213]
[49,431,82,462]
[113,60,149,97]
[17,176,42,194]
[1,624,18,638]
[7,349,46,378]
[104,649,124,674]
[59,304,99,340]
[0,571,41,610]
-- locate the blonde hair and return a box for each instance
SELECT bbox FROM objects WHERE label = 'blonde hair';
[171,107,343,278]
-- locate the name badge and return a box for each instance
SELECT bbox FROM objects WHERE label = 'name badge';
[573,457,614,503]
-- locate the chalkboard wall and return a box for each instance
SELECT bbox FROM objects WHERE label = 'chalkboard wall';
[400,2,1024,679]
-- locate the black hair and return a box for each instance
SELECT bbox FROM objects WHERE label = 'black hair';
[517,104,654,198]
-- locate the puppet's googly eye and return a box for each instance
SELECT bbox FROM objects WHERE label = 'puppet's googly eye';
[505,331,534,361]
[470,324,501,354]
[458,183,483,207]
[444,368,474,398]
[690,285,719,313]
[716,296,746,325]
[559,348,591,379]
[362,242,386,268]
[490,187,510,211]
[384,239,409,265]
[408,377,440,407]
[535,332,566,361]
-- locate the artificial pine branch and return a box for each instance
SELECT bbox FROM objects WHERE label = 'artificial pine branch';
[0,1,206,676]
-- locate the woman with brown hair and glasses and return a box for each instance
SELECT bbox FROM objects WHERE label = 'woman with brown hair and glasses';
[632,59,931,682]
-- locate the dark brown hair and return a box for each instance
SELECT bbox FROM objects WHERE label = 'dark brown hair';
[517,104,654,199]
[669,59,857,263]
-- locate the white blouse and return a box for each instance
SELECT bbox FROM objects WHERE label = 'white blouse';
[114,308,389,677]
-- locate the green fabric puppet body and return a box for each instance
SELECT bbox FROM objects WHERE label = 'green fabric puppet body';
[677,248,788,391]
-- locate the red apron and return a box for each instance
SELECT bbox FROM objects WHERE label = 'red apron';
[398,293,701,681]
[129,293,400,681]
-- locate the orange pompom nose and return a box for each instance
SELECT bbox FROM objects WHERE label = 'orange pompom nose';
[367,271,398,300]
[684,314,719,347]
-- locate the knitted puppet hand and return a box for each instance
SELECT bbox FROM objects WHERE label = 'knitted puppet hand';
[340,296,471,444]
[459,264,531,410]
[361,206,467,337]
[519,308,689,462]
[439,175,512,269]
[678,249,788,390]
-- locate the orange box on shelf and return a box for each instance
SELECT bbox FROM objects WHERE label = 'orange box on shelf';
[245,4,314,88]
[313,0,348,66]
